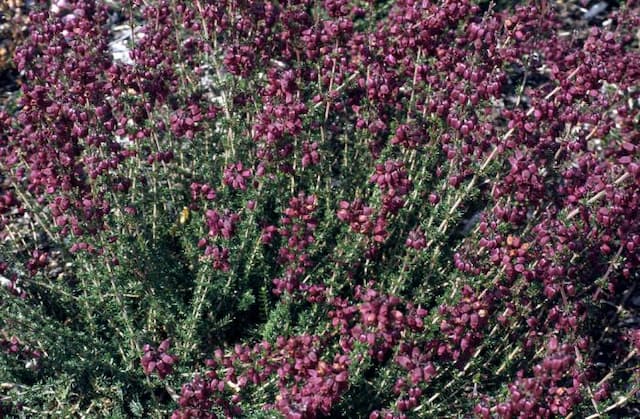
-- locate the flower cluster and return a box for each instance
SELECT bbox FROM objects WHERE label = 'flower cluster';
[371,160,412,216]
[222,162,253,191]
[269,193,322,298]
[336,198,389,248]
[141,339,178,380]
[190,182,217,202]
[404,228,426,251]
[477,338,583,418]
[438,285,494,363]
[329,285,428,363]
[205,209,239,240]
[174,335,350,419]
[0,333,41,369]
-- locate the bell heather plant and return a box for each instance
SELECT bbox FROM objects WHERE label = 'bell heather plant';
[1,0,640,417]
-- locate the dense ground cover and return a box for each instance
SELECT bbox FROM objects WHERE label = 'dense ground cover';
[1,0,639,417]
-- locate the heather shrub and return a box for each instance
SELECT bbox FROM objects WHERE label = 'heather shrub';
[1,0,639,417]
